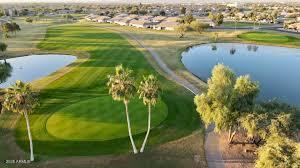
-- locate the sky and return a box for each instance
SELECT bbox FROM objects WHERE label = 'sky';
[0,0,298,3]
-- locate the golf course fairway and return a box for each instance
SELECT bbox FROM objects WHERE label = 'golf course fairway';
[14,24,200,156]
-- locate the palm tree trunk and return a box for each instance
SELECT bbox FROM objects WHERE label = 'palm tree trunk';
[24,111,34,161]
[124,101,138,154]
[140,104,151,153]
[228,126,236,144]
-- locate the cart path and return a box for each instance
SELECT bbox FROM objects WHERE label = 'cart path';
[118,28,225,168]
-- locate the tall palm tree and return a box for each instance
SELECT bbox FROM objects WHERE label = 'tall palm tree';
[0,42,8,63]
[138,75,159,153]
[107,65,138,154]
[3,80,38,161]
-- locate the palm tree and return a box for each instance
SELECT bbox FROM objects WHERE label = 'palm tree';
[138,75,159,153]
[3,81,38,161]
[107,65,138,154]
[0,42,8,63]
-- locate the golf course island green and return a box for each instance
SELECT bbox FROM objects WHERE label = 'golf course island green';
[14,24,199,156]
[46,96,167,141]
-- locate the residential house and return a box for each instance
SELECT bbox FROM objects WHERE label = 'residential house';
[115,17,135,26]
[94,16,111,23]
[153,20,179,31]
[288,22,300,31]
[152,16,167,23]
[138,15,154,21]
[129,19,153,28]
[107,14,128,23]
[85,14,98,21]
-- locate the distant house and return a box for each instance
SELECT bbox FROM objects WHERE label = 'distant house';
[129,19,153,28]
[115,18,135,26]
[288,22,300,31]
[107,14,128,23]
[128,14,139,19]
[94,16,111,23]
[138,15,154,21]
[85,14,98,21]
[153,20,179,31]
[152,16,167,23]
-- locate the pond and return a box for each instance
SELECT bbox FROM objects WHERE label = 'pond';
[0,54,76,88]
[181,43,300,106]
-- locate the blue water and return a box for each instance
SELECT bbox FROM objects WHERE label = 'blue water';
[181,43,300,106]
[0,54,76,88]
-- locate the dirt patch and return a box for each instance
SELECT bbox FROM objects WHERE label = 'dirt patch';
[219,132,256,168]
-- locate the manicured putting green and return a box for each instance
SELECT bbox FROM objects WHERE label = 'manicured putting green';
[46,96,168,141]
[238,31,300,46]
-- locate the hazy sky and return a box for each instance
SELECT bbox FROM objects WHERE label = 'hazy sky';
[0,0,297,3]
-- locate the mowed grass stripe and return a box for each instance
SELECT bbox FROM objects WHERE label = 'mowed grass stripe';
[15,24,200,156]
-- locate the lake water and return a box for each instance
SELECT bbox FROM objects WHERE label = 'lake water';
[0,54,76,88]
[181,43,300,106]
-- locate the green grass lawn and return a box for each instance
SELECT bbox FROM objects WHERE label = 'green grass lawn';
[238,31,300,46]
[14,24,200,157]
[46,96,167,141]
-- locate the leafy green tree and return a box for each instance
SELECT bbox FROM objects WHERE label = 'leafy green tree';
[0,42,8,63]
[239,106,269,145]
[3,81,38,161]
[233,75,260,112]
[249,11,257,29]
[255,135,300,168]
[0,62,12,85]
[194,64,259,143]
[138,75,159,153]
[183,14,195,24]
[271,10,278,24]
[190,21,209,34]
[107,65,138,154]
[234,14,240,31]
[175,24,187,38]
[209,13,224,26]
[25,17,33,23]
[268,113,295,137]
[0,9,4,17]
[213,32,218,42]
[11,22,21,36]
[180,7,186,15]
[1,23,13,39]
[159,10,166,16]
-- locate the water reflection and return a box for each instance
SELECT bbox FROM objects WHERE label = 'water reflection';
[0,55,76,88]
[211,45,217,51]
[0,61,12,84]
[247,45,259,52]
[253,46,258,52]
[181,43,300,106]
[247,45,252,51]
[230,48,236,55]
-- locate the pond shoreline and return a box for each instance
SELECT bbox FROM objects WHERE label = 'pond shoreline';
[181,42,300,106]
[0,54,78,89]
